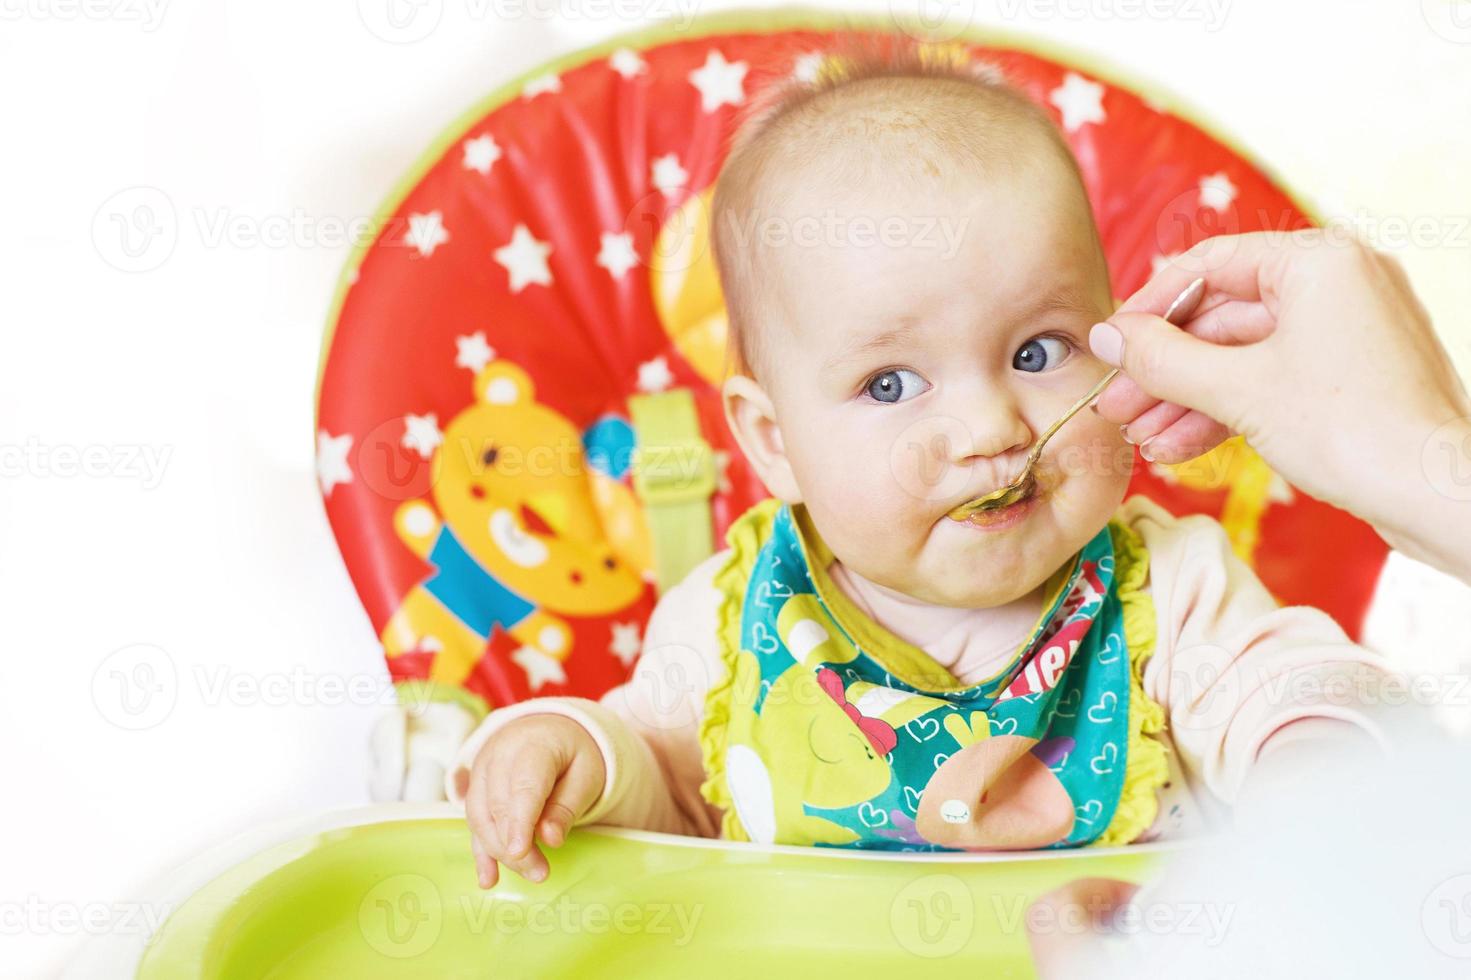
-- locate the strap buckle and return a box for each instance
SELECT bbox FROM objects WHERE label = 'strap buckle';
[631,436,716,506]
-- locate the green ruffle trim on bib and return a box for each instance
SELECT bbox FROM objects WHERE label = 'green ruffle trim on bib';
[696,496,783,842]
[1091,519,1170,847]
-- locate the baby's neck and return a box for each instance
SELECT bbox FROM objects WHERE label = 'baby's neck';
[826,558,1045,683]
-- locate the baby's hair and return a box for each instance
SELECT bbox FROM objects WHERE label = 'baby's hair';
[710,33,1096,383]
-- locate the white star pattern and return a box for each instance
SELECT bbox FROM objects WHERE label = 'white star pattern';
[637,355,674,393]
[455,332,495,372]
[792,51,824,83]
[651,154,688,197]
[523,73,561,99]
[688,50,748,113]
[609,47,647,79]
[493,224,552,292]
[405,211,449,257]
[596,232,639,279]
[609,621,642,667]
[402,413,442,459]
[317,430,353,497]
[1048,72,1106,132]
[461,134,502,175]
[1198,172,1239,214]
[512,646,567,691]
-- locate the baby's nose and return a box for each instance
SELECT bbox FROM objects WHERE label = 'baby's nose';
[951,397,1033,461]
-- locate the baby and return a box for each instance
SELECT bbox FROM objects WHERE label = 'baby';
[448,44,1390,887]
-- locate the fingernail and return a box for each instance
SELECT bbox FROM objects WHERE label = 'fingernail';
[508,833,526,855]
[1139,440,1157,462]
[476,864,490,889]
[528,866,547,883]
[1088,322,1124,367]
[1119,425,1136,446]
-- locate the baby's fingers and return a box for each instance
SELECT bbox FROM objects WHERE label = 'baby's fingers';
[536,742,604,848]
[470,832,498,890]
[486,745,561,883]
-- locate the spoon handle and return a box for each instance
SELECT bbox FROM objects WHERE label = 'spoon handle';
[1024,368,1120,466]
[1023,276,1206,467]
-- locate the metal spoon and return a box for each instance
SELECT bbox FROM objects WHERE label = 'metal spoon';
[947,276,1207,520]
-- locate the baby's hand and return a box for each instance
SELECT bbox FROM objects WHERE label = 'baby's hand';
[463,714,606,888]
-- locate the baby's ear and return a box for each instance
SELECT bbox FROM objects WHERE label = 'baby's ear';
[721,373,801,503]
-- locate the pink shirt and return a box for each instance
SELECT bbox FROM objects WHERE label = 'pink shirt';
[447,495,1392,842]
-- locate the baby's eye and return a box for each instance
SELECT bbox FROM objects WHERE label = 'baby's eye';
[1013,336,1071,374]
[863,368,930,404]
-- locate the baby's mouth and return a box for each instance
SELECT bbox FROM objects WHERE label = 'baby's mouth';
[946,475,1048,527]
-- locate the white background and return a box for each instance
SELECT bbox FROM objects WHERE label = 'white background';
[2,0,1469,975]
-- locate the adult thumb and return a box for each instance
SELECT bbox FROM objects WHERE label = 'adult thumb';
[1089,311,1246,426]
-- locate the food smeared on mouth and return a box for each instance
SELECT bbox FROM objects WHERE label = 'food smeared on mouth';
[951,482,1040,527]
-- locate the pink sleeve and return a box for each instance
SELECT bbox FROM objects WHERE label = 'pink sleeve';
[1120,495,1395,805]
[445,550,730,839]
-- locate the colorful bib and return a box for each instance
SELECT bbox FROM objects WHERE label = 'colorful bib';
[698,499,1169,852]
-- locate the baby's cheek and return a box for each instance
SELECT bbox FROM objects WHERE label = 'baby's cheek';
[1052,414,1134,502]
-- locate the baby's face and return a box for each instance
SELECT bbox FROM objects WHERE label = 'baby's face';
[755,165,1130,608]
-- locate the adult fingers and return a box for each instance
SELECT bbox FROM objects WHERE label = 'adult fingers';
[1097,298,1276,425]
[1121,400,1190,448]
[1137,410,1234,465]
[1089,312,1252,432]
[1027,877,1142,979]
[1119,232,1290,314]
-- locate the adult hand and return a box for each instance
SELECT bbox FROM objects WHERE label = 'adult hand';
[1088,231,1471,581]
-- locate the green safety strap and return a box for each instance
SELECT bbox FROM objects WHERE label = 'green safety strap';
[628,388,718,596]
